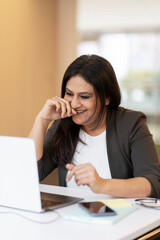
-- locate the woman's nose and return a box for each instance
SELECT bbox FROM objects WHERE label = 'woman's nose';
[71,97,81,109]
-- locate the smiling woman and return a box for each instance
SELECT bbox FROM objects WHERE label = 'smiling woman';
[29,54,160,198]
[64,75,105,132]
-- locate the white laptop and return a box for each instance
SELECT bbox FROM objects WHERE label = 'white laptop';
[0,136,83,213]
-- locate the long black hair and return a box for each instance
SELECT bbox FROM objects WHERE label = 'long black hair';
[49,54,121,166]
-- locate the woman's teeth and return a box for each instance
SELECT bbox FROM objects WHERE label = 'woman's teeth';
[76,110,85,114]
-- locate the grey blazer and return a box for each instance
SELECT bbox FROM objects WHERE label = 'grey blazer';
[38,107,160,198]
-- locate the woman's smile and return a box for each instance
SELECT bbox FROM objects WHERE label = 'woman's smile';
[75,110,86,114]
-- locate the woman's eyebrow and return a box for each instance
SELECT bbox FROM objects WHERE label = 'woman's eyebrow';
[66,87,93,95]
[65,88,72,92]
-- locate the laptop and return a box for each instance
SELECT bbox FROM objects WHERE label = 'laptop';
[0,136,83,213]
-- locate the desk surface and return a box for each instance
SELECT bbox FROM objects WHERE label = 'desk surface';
[0,184,159,240]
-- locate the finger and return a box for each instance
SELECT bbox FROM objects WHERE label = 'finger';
[66,163,94,182]
[76,177,90,186]
[54,97,72,116]
[66,163,91,180]
[75,170,90,180]
[66,164,75,170]
[49,98,61,112]
[74,172,90,186]
[71,108,77,115]
[54,96,78,116]
[54,101,62,113]
[66,170,74,182]
[67,166,89,183]
[66,165,78,182]
[61,102,68,118]
[53,97,77,117]
[53,97,66,117]
[45,99,63,116]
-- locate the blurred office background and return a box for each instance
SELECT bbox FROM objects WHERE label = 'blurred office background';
[0,1,160,184]
[77,0,160,145]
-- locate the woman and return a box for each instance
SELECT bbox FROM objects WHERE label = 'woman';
[29,54,160,198]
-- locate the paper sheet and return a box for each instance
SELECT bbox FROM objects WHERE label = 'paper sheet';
[100,199,132,208]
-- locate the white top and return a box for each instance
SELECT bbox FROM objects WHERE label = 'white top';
[66,129,111,190]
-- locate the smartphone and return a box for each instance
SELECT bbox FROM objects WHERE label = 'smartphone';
[79,201,117,216]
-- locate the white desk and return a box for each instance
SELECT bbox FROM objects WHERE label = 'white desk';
[0,184,159,240]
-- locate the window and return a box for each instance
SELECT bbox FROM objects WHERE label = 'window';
[77,33,160,144]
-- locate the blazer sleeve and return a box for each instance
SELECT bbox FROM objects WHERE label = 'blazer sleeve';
[128,112,160,197]
[116,108,160,198]
[38,122,58,181]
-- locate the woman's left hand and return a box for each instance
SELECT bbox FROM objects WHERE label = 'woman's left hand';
[66,163,104,193]
[66,163,152,197]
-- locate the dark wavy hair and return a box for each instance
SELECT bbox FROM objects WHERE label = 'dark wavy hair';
[49,55,121,166]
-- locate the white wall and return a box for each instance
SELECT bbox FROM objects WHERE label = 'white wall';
[77,0,160,33]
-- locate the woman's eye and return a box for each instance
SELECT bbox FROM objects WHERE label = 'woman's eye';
[80,96,90,99]
[66,92,73,97]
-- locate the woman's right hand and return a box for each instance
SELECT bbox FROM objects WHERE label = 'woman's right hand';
[29,96,77,160]
[38,96,77,122]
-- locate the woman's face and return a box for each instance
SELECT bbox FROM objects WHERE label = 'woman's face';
[64,75,104,132]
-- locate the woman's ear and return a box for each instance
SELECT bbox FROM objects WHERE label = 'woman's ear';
[105,98,110,105]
